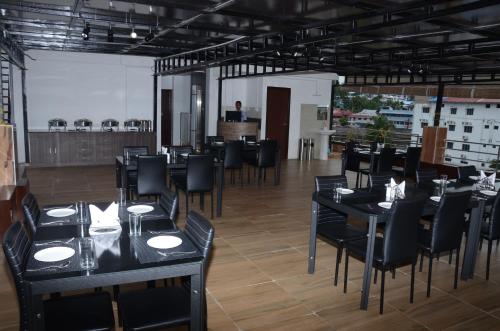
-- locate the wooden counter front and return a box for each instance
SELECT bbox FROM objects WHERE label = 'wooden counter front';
[217,121,258,141]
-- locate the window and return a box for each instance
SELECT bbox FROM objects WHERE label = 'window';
[448,124,455,131]
[486,104,491,108]
[483,144,487,147]
[450,107,457,114]
[485,125,490,129]
[497,104,500,108]
[466,108,474,115]
[495,126,499,130]
[462,144,470,151]
[460,160,469,164]
[464,126,473,133]
[447,142,454,149]
[421,122,428,128]
[422,107,430,113]
[445,157,452,162]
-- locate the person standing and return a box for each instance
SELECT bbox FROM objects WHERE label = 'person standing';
[235,100,247,121]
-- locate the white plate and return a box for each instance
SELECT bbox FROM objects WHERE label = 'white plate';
[179,153,189,157]
[336,188,354,194]
[396,149,406,154]
[46,208,76,218]
[430,196,441,202]
[34,246,75,262]
[469,176,479,180]
[480,190,497,196]
[432,179,450,184]
[359,150,369,154]
[214,142,224,145]
[127,205,154,214]
[378,202,392,209]
[246,141,256,145]
[147,235,183,249]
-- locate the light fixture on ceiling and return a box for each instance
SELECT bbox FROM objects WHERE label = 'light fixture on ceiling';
[293,51,302,57]
[275,50,281,57]
[108,1,114,9]
[107,25,114,42]
[145,26,155,42]
[130,27,137,39]
[0,9,6,16]
[81,22,90,40]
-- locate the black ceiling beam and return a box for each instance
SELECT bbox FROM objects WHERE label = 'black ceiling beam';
[63,0,84,50]
[0,27,25,69]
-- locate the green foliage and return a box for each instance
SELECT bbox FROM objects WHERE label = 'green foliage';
[339,117,349,126]
[366,116,394,143]
[489,160,500,170]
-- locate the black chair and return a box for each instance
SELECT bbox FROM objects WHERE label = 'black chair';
[393,147,421,179]
[246,140,278,185]
[21,192,40,239]
[206,135,224,144]
[224,140,244,186]
[117,211,214,331]
[136,155,167,198]
[478,192,500,280]
[342,149,361,188]
[368,172,393,189]
[344,197,427,314]
[172,154,215,218]
[417,191,471,297]
[376,148,396,173]
[416,168,438,189]
[457,165,478,181]
[2,222,115,331]
[168,145,194,188]
[159,187,179,223]
[314,176,366,286]
[242,135,257,143]
[123,146,149,194]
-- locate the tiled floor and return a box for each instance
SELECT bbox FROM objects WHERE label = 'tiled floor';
[2,158,500,330]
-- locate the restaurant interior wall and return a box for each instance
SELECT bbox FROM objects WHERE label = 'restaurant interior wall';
[160,74,191,146]
[24,50,155,131]
[11,65,24,163]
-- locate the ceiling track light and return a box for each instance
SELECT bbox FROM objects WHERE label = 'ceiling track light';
[130,27,137,39]
[107,25,114,42]
[81,22,90,40]
[145,26,155,42]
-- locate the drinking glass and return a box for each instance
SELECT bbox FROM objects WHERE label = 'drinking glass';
[438,179,447,196]
[79,237,96,270]
[76,201,87,223]
[118,188,127,206]
[333,183,343,203]
[440,174,448,182]
[129,213,142,236]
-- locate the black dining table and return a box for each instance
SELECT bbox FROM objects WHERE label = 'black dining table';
[348,148,407,174]
[308,180,496,310]
[24,202,206,330]
[115,155,225,217]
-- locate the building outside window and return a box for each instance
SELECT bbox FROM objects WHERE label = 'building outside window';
[466,108,474,115]
[485,125,490,129]
[422,107,430,113]
[421,122,428,128]
[486,104,491,108]
[464,126,473,133]
[450,107,457,114]
[462,144,470,151]
[449,124,455,131]
[447,142,454,149]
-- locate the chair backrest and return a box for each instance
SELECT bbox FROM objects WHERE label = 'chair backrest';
[242,135,257,143]
[2,222,31,330]
[169,145,193,156]
[137,155,167,196]
[457,165,478,180]
[383,197,427,265]
[485,192,500,240]
[21,193,39,239]
[344,151,360,172]
[185,211,214,260]
[403,147,422,177]
[431,191,471,253]
[345,141,357,153]
[368,172,392,189]
[206,136,224,145]
[123,146,148,159]
[416,168,438,188]
[187,155,214,192]
[370,141,378,152]
[224,140,243,169]
[314,176,348,225]
[377,148,396,173]
[159,187,179,223]
[258,140,277,167]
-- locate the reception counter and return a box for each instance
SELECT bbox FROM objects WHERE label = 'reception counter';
[217,121,259,141]
[29,131,155,167]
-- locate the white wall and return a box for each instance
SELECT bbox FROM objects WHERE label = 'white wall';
[160,74,191,145]
[12,65,25,163]
[25,50,155,131]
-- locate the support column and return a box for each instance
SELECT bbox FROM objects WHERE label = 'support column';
[433,82,445,127]
[21,66,29,163]
[330,82,336,129]
[218,66,223,121]
[153,74,158,133]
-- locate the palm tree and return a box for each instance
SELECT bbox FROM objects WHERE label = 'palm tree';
[366,116,394,143]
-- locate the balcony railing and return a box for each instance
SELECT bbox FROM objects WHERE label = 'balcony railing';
[443,139,500,171]
[330,126,421,150]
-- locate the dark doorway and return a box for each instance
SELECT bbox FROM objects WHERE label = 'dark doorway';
[161,89,172,146]
[266,86,291,159]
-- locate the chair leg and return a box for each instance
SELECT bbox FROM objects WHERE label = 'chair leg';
[185,191,189,215]
[448,251,453,265]
[427,254,433,297]
[374,268,378,284]
[200,192,205,211]
[419,250,424,272]
[392,268,396,279]
[487,239,493,280]
[334,246,342,286]
[380,268,386,314]
[454,247,460,289]
[210,190,214,219]
[263,168,267,182]
[343,250,349,293]
[479,239,483,250]
[410,261,416,303]
[240,168,244,187]
[248,165,251,184]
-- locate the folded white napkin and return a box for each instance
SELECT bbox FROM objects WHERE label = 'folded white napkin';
[389,178,405,200]
[480,170,496,185]
[89,203,122,235]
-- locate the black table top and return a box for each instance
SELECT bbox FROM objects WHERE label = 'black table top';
[116,155,223,170]
[25,201,203,283]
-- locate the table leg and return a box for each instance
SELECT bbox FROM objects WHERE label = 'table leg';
[216,165,223,217]
[360,215,377,310]
[369,153,375,174]
[27,284,45,330]
[308,200,319,274]
[341,153,346,176]
[461,200,485,280]
[191,265,203,331]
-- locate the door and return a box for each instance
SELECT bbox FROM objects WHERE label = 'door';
[266,87,291,159]
[161,89,172,146]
